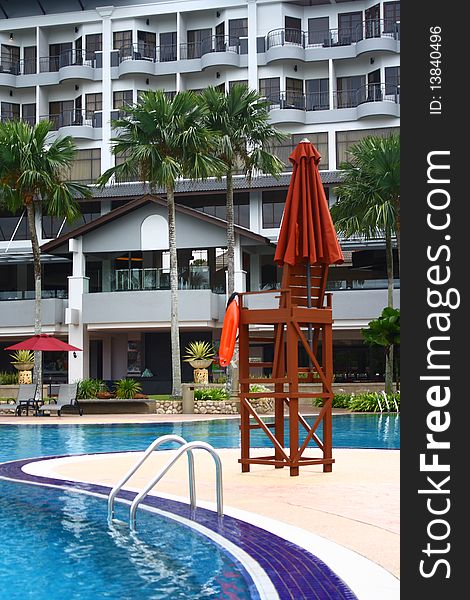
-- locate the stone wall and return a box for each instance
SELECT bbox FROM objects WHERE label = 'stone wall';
[154,397,274,415]
[154,400,183,414]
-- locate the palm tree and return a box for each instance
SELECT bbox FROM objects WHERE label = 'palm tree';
[0,120,91,392]
[98,90,224,398]
[331,133,400,307]
[199,84,287,296]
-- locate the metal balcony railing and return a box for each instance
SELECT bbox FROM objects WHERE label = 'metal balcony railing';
[111,266,211,292]
[0,58,37,75]
[39,110,101,131]
[180,35,242,60]
[266,19,400,50]
[267,90,330,111]
[117,42,177,63]
[334,83,400,109]
[39,50,96,73]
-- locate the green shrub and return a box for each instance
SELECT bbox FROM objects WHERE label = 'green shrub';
[194,387,230,401]
[349,392,400,413]
[77,378,107,399]
[9,350,34,364]
[0,371,19,385]
[114,378,142,399]
[312,393,351,408]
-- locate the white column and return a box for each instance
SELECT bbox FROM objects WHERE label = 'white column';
[97,6,115,174]
[328,58,335,110]
[249,253,261,291]
[328,129,336,171]
[176,12,182,92]
[233,234,246,292]
[247,0,258,91]
[249,190,262,233]
[66,238,90,382]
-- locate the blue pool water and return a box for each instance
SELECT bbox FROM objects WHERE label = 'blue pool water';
[0,481,256,599]
[0,414,399,464]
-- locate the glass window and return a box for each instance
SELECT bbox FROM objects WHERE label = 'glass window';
[113,90,133,109]
[385,66,400,95]
[1,101,20,121]
[262,190,287,229]
[1,44,20,74]
[160,32,177,62]
[85,93,102,119]
[308,17,329,46]
[285,16,302,44]
[113,30,132,50]
[269,132,328,171]
[384,2,400,33]
[229,18,248,46]
[259,77,281,104]
[305,79,329,110]
[186,29,212,58]
[67,149,101,184]
[336,75,366,108]
[85,34,102,59]
[336,127,400,166]
[0,208,28,241]
[229,80,248,90]
[23,46,37,74]
[338,11,363,43]
[42,201,101,239]
[137,30,156,59]
[22,103,36,125]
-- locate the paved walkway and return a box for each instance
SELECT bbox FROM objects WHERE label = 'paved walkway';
[1,412,399,580]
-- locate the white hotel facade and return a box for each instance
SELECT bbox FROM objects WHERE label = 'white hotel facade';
[0,0,400,392]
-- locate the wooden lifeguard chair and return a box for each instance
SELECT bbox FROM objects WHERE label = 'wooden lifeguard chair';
[237,261,334,476]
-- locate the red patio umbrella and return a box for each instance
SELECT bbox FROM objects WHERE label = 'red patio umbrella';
[6,334,81,352]
[274,139,344,267]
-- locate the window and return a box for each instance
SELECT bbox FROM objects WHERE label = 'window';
[385,67,400,96]
[160,31,177,62]
[308,17,329,46]
[24,46,37,74]
[285,77,303,109]
[285,16,302,44]
[305,79,329,110]
[186,29,212,58]
[1,102,20,121]
[259,77,281,104]
[0,208,28,241]
[1,44,20,74]
[49,100,74,129]
[338,11,363,44]
[336,127,400,166]
[137,31,156,59]
[113,30,132,51]
[269,132,328,171]
[22,103,36,125]
[113,90,133,109]
[42,201,101,239]
[85,34,102,59]
[262,190,287,229]
[177,193,249,228]
[228,18,248,47]
[336,75,366,108]
[85,93,102,119]
[384,2,400,35]
[365,4,381,38]
[67,149,101,184]
[229,80,248,91]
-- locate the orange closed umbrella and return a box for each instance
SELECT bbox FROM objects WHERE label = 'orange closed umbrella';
[274,139,343,268]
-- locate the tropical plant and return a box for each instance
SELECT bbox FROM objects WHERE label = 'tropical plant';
[362,307,400,395]
[183,341,215,362]
[331,133,400,307]
[98,90,225,398]
[9,350,35,365]
[0,120,91,393]
[0,371,19,385]
[77,378,107,399]
[348,391,400,413]
[199,84,287,297]
[194,387,230,401]
[312,393,352,409]
[249,383,272,396]
[114,378,142,399]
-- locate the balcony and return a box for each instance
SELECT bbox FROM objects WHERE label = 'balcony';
[267,84,400,124]
[39,50,98,82]
[107,266,214,293]
[0,297,68,332]
[39,110,102,140]
[264,20,400,63]
[0,290,67,302]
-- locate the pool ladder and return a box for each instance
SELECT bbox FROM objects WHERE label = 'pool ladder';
[107,435,224,530]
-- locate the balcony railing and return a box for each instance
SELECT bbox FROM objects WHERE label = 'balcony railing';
[180,35,243,60]
[110,266,212,292]
[0,58,37,75]
[334,83,400,109]
[266,19,400,50]
[39,110,102,131]
[267,90,330,111]
[117,42,177,63]
[0,290,67,301]
[39,50,96,73]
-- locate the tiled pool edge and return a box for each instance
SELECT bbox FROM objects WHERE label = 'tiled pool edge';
[0,454,364,600]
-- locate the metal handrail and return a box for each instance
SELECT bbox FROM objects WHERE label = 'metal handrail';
[129,440,223,530]
[107,434,195,522]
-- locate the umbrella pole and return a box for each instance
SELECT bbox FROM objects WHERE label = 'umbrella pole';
[306,263,313,369]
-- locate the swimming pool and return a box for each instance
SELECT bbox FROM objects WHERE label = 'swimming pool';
[0,414,400,463]
[0,416,399,599]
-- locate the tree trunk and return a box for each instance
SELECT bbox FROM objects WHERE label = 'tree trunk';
[226,168,235,297]
[167,185,182,397]
[25,198,42,398]
[385,344,393,396]
[394,196,400,269]
[385,228,394,308]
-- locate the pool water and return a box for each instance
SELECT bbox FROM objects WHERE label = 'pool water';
[0,481,257,600]
[0,414,399,464]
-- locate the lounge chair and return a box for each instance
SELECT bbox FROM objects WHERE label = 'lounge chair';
[1,384,38,416]
[37,383,83,417]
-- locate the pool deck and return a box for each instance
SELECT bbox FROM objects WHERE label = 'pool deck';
[0,412,399,583]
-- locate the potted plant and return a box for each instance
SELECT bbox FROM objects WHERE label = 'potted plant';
[183,341,215,369]
[10,350,35,371]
